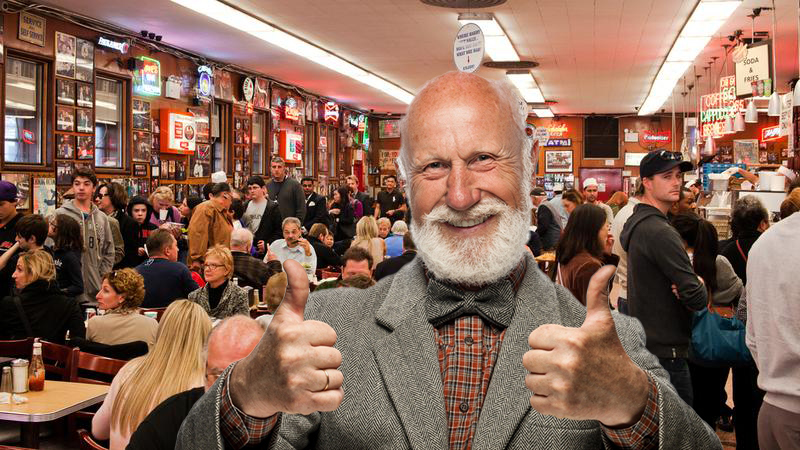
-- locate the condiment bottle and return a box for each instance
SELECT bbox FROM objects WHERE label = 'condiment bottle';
[11,359,29,393]
[28,342,45,391]
[0,366,11,393]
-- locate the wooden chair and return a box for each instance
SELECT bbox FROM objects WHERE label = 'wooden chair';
[41,340,78,380]
[139,307,166,321]
[77,429,107,450]
[0,337,34,359]
[70,351,126,385]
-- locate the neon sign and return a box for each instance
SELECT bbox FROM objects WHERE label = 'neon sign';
[546,123,569,137]
[283,96,300,121]
[761,125,782,142]
[358,115,366,132]
[133,56,161,96]
[700,76,744,138]
[544,138,571,147]
[640,130,671,145]
[197,65,213,100]
[97,36,128,53]
[324,102,339,124]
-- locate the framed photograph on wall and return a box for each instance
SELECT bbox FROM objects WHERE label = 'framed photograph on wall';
[56,134,75,159]
[132,131,152,162]
[77,83,93,108]
[55,32,76,79]
[133,163,148,177]
[33,177,57,216]
[56,78,76,105]
[133,98,152,131]
[77,135,94,160]
[56,161,75,186]
[545,150,573,173]
[1,173,31,210]
[56,106,74,132]
[75,38,94,82]
[76,108,92,133]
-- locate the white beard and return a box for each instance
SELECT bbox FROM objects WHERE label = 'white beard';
[412,197,530,287]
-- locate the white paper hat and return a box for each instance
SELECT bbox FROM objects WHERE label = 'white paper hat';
[582,178,599,189]
[211,171,227,183]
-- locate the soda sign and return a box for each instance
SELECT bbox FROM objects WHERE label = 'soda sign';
[640,130,671,146]
[700,76,744,138]
[761,125,782,142]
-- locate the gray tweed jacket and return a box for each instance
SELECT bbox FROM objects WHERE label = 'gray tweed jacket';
[187,281,249,319]
[177,253,720,449]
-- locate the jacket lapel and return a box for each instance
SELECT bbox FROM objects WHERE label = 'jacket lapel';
[372,259,449,450]
[472,254,559,450]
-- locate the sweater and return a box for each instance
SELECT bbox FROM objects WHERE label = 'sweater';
[86,310,158,348]
[188,280,249,319]
[620,203,707,358]
[267,176,306,223]
[745,212,800,414]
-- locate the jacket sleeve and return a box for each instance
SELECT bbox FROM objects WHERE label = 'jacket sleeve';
[100,218,115,277]
[269,206,283,244]
[713,256,742,305]
[648,225,708,311]
[110,220,125,265]
[63,253,85,297]
[313,195,330,227]
[233,289,250,317]
[188,207,212,266]
[535,206,553,238]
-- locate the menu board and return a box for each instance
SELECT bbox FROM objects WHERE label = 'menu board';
[160,110,196,155]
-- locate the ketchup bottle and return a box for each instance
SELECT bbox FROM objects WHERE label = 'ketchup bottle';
[28,341,45,391]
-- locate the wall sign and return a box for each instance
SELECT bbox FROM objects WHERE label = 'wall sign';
[97,36,128,53]
[546,123,569,137]
[133,56,162,96]
[279,130,303,163]
[324,102,339,124]
[639,130,671,145]
[358,115,367,132]
[700,75,744,138]
[545,138,572,147]
[160,110,196,154]
[534,127,550,147]
[283,96,300,121]
[735,42,770,97]
[197,65,213,100]
[761,125,782,142]
[453,23,484,73]
[242,77,254,102]
[18,12,45,47]
[379,120,401,138]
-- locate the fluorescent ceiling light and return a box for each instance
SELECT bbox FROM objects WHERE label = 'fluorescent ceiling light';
[639,0,741,115]
[458,14,520,62]
[171,0,414,104]
[506,71,545,103]
[532,108,554,118]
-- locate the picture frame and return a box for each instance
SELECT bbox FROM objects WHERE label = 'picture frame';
[133,163,148,177]
[75,38,94,82]
[33,177,57,216]
[56,161,75,185]
[76,108,92,133]
[545,150,574,173]
[76,135,94,160]
[132,98,152,131]
[132,131,152,162]
[77,83,93,108]
[56,78,76,105]
[56,105,74,131]
[56,134,75,159]
[187,106,210,143]
[1,173,31,210]
[55,31,76,79]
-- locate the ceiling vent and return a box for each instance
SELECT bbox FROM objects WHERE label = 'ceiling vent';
[483,60,539,69]
[421,0,507,8]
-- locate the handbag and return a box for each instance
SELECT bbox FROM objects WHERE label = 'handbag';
[690,291,752,366]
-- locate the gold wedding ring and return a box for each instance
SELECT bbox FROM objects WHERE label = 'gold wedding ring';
[323,369,330,391]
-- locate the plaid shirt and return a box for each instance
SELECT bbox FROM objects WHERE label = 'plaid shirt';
[218,261,659,448]
[232,251,282,290]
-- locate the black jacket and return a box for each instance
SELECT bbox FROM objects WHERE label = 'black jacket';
[113,209,141,269]
[267,177,306,223]
[0,279,85,344]
[126,198,158,267]
[127,387,205,450]
[250,199,283,256]
[52,248,84,297]
[355,191,374,218]
[719,231,761,285]
[304,192,331,231]
[332,201,357,241]
[536,203,562,250]
[374,251,417,281]
[308,236,340,269]
[620,203,707,358]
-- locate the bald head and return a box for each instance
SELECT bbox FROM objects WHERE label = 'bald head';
[205,315,265,390]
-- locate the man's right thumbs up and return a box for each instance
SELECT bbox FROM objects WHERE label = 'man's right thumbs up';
[229,260,344,418]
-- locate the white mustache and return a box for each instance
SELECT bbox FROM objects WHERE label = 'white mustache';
[423,198,509,224]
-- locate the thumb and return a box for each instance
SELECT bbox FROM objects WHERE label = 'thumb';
[582,265,616,326]
[274,259,310,322]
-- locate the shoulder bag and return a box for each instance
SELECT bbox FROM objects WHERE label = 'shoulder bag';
[690,290,752,366]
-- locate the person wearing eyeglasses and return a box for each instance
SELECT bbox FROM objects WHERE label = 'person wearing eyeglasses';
[188,183,234,271]
[188,245,249,319]
[96,182,140,269]
[620,150,708,407]
[127,315,265,450]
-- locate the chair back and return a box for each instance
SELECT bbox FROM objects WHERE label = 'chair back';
[76,429,106,450]
[40,340,78,380]
[139,307,166,322]
[0,338,34,359]
[70,351,126,385]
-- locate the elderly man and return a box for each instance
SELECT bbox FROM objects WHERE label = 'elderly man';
[268,217,316,276]
[127,315,265,450]
[188,183,234,271]
[230,228,282,291]
[178,72,718,449]
[582,178,614,223]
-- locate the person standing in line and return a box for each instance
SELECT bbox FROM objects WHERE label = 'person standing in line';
[346,175,373,219]
[243,176,282,258]
[0,181,23,298]
[530,187,562,250]
[620,150,708,406]
[301,177,331,232]
[126,196,158,268]
[56,167,115,306]
[47,214,84,298]
[609,181,643,314]
[548,186,570,226]
[582,178,614,223]
[266,157,305,224]
[96,182,139,269]
[188,183,234,271]
[373,175,406,223]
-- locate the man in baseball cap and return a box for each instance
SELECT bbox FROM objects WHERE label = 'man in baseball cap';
[0,181,22,298]
[619,150,706,407]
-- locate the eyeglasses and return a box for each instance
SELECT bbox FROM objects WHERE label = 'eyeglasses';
[203,263,225,270]
[94,193,109,199]
[657,150,683,161]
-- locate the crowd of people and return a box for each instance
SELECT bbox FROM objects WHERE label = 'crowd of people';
[0,70,798,449]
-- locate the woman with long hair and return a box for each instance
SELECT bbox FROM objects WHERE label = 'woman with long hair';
[553,204,617,305]
[351,216,386,270]
[308,223,340,269]
[92,300,211,449]
[561,189,584,219]
[48,214,84,297]
[329,187,360,241]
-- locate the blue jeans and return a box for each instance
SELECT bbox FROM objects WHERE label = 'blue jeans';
[659,357,693,407]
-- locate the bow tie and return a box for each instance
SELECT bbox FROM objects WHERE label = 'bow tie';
[424,277,516,329]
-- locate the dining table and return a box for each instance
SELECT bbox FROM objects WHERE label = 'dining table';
[0,380,108,448]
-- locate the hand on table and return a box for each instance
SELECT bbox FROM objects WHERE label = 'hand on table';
[230,259,343,418]
[523,266,649,427]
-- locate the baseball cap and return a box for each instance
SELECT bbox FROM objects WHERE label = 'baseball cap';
[530,187,546,196]
[582,178,599,189]
[0,181,18,202]
[640,150,694,178]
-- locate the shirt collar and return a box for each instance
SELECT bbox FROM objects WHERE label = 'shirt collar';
[422,257,527,294]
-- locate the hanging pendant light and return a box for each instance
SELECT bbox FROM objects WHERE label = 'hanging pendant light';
[745,99,758,123]
[768,91,781,116]
[703,136,716,156]
[734,111,745,131]
[723,115,735,134]
[767,0,781,117]
[793,81,800,106]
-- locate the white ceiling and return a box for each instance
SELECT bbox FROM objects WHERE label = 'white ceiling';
[45,0,800,115]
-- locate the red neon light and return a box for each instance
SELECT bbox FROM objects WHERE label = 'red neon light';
[761,125,782,142]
